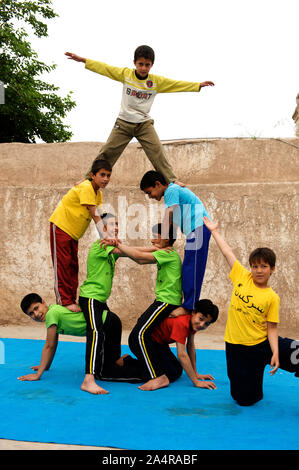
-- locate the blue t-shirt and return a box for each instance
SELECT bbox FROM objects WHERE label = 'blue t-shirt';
[164,183,210,235]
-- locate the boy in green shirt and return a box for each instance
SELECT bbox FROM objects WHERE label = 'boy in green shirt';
[18,214,144,393]
[18,295,87,383]
[17,293,142,389]
[78,212,145,394]
[112,222,184,386]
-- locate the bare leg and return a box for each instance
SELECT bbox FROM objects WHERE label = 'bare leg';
[138,374,170,391]
[135,120,178,184]
[81,374,109,395]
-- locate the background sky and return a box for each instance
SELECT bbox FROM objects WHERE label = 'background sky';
[30,0,299,142]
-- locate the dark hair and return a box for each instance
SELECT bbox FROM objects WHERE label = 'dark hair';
[194,299,219,323]
[152,222,176,246]
[91,159,112,175]
[249,247,276,268]
[100,212,115,227]
[140,170,167,190]
[20,293,42,315]
[134,45,155,64]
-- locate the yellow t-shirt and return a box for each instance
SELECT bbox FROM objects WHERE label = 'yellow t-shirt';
[49,180,102,240]
[224,260,280,346]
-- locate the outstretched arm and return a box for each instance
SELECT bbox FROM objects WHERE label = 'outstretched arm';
[203,216,237,269]
[156,75,214,93]
[65,52,86,63]
[18,326,58,381]
[100,240,158,253]
[117,242,157,264]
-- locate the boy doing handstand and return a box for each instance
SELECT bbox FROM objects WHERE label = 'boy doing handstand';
[204,216,299,406]
[65,45,214,185]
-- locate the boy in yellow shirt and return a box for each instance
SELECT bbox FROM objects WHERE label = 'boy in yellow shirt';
[49,159,111,312]
[65,45,214,185]
[204,216,298,406]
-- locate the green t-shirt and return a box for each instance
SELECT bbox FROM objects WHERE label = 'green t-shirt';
[79,241,119,302]
[45,304,86,336]
[152,248,182,306]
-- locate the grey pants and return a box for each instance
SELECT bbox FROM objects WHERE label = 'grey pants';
[86,118,177,183]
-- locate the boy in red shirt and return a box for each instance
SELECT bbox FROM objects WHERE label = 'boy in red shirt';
[131,298,219,391]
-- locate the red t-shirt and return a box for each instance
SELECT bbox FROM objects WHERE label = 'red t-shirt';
[151,314,194,345]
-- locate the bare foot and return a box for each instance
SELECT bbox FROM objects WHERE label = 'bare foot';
[65,303,81,313]
[81,374,109,395]
[138,374,170,391]
[169,307,190,317]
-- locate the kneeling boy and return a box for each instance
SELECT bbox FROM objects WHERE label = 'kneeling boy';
[114,222,183,383]
[113,223,217,390]
[134,298,219,391]
[204,216,299,406]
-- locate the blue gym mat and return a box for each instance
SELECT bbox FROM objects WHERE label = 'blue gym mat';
[0,337,298,450]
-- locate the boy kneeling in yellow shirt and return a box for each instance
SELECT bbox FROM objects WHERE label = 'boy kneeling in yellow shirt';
[204,217,299,406]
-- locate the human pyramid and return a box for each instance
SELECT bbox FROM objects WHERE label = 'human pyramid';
[18,46,298,406]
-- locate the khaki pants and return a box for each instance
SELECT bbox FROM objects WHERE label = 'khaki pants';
[87,118,177,183]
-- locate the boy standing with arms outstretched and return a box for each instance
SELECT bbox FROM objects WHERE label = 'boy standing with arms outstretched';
[140,170,211,317]
[203,216,299,406]
[49,159,111,312]
[65,45,214,185]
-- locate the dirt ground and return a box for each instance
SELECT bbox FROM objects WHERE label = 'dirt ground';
[0,322,226,451]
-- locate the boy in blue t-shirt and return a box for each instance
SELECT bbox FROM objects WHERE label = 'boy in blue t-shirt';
[140,170,211,316]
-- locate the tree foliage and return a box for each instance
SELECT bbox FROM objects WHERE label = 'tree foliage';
[0,0,76,143]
